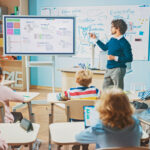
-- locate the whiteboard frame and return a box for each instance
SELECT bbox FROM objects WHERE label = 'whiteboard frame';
[3,15,76,55]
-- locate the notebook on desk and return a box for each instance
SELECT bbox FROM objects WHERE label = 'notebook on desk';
[83,106,99,128]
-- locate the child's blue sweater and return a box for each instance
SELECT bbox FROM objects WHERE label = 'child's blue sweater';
[97,37,133,69]
[75,116,142,149]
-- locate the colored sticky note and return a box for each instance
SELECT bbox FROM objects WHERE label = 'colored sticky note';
[7,29,13,35]
[7,22,13,28]
[139,31,144,36]
[14,29,20,35]
[14,22,20,28]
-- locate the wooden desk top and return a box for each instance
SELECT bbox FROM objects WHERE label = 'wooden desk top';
[127,91,150,104]
[17,92,40,102]
[49,122,84,145]
[49,122,148,145]
[47,93,66,109]
[0,123,40,145]
[59,68,105,74]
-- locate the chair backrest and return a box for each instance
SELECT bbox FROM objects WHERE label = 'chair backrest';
[0,101,5,123]
[65,100,96,121]
[99,147,149,150]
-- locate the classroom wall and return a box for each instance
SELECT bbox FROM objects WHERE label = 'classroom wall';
[29,0,150,91]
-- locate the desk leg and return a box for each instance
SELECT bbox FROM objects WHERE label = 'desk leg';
[64,145,69,150]
[29,144,32,150]
[51,103,54,123]
[27,102,34,123]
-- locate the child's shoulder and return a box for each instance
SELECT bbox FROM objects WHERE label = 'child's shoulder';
[89,86,100,91]
[0,85,12,92]
[69,86,100,92]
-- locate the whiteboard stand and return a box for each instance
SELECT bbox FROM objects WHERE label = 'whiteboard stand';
[25,56,55,93]
[91,44,95,68]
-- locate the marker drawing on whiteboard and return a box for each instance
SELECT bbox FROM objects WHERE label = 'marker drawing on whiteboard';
[135,38,142,41]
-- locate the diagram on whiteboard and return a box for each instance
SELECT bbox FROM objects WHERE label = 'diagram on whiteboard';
[41,6,150,60]
[4,17,75,54]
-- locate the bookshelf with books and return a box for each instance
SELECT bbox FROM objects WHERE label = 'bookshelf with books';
[0,0,28,90]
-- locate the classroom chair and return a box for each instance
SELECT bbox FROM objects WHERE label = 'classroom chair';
[49,99,96,150]
[0,101,5,123]
[65,99,96,121]
[98,147,149,150]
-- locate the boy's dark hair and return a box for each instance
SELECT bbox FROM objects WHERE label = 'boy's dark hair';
[0,67,2,75]
[111,19,127,35]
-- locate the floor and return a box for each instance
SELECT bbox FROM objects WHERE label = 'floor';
[10,88,95,150]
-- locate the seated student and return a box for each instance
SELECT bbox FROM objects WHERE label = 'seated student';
[57,69,100,101]
[0,132,8,150]
[0,67,24,123]
[58,69,100,150]
[75,88,142,149]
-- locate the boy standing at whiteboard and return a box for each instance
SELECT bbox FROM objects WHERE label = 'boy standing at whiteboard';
[90,19,133,90]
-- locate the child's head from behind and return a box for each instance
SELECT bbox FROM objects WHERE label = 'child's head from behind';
[75,69,93,87]
[96,88,134,129]
[0,67,3,82]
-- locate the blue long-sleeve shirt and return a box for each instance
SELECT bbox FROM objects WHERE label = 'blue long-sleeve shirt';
[96,37,133,69]
[75,116,142,149]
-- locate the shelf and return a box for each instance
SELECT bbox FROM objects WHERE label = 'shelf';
[29,61,53,67]
[0,60,22,70]
[0,0,28,90]
[0,59,22,63]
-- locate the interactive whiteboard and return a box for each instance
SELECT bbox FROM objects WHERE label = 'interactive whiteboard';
[41,6,150,60]
[3,16,75,55]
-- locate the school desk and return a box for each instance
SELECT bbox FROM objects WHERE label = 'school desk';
[60,68,105,92]
[16,92,39,122]
[0,123,40,149]
[47,93,66,122]
[127,91,150,108]
[127,91,141,102]
[139,117,150,126]
[49,122,149,149]
[47,92,149,110]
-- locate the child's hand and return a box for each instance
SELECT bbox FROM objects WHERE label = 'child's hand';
[56,93,68,101]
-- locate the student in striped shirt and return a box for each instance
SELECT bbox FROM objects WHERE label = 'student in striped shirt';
[57,69,100,101]
[57,69,100,150]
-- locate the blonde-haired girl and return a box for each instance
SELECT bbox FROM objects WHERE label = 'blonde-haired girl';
[76,88,142,149]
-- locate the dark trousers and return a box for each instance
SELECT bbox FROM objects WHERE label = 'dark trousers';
[72,144,88,150]
[11,112,23,123]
